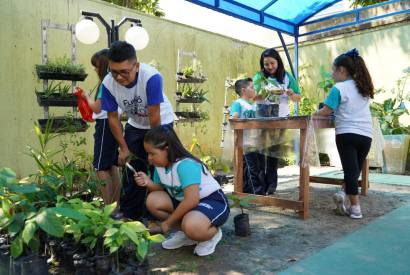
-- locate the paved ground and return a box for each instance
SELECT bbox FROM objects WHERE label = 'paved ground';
[147,167,410,274]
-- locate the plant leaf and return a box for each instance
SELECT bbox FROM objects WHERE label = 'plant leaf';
[147,234,165,243]
[51,207,86,221]
[11,237,23,258]
[22,221,37,244]
[35,209,64,237]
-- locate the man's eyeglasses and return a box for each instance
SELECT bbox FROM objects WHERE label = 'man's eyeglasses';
[109,62,136,79]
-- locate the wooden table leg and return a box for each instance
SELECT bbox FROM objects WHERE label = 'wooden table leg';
[234,129,244,193]
[299,128,310,219]
[361,159,369,196]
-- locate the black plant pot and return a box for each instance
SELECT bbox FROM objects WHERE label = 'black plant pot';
[0,245,10,275]
[174,111,202,119]
[256,103,279,118]
[36,92,78,107]
[37,71,88,81]
[95,255,112,274]
[234,213,250,237]
[38,117,88,133]
[10,254,48,275]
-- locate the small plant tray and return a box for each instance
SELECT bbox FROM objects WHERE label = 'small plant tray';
[36,71,88,81]
[174,111,202,119]
[38,117,88,133]
[36,92,78,107]
[176,75,206,84]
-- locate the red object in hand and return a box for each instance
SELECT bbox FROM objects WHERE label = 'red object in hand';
[74,87,94,122]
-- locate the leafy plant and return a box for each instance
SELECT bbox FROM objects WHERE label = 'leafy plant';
[253,75,283,103]
[35,56,86,75]
[370,67,410,135]
[188,136,229,175]
[179,84,209,102]
[58,198,164,262]
[317,65,334,101]
[351,0,387,8]
[226,194,253,215]
[101,0,165,17]
[37,81,72,98]
[182,66,194,78]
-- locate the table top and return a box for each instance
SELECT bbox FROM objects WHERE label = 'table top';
[229,115,335,129]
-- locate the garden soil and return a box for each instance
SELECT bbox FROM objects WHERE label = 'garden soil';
[147,168,410,274]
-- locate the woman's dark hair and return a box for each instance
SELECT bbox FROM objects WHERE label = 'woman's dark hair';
[144,125,208,174]
[108,41,137,63]
[259,48,285,83]
[334,50,374,98]
[91,48,109,100]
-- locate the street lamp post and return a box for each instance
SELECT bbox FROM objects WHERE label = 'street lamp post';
[76,11,149,50]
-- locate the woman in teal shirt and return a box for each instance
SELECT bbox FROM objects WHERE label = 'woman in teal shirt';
[253,48,301,194]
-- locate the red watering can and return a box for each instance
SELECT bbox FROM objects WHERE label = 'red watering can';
[74,87,94,122]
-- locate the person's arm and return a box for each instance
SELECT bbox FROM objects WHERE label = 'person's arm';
[286,72,301,102]
[161,185,200,233]
[229,101,241,119]
[146,74,164,127]
[134,170,164,192]
[313,86,341,116]
[101,84,129,166]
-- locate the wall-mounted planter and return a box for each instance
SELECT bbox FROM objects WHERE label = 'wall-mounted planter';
[36,71,87,81]
[174,111,202,119]
[38,117,88,133]
[175,92,206,104]
[176,74,206,84]
[36,92,77,107]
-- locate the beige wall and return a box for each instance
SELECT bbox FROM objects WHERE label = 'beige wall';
[0,0,264,177]
[1,0,409,177]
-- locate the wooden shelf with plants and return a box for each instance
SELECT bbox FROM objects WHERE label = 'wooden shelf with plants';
[175,50,209,123]
[35,20,89,134]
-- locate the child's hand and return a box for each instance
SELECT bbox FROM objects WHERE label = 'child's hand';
[134,171,149,187]
[286,89,294,97]
[161,221,171,234]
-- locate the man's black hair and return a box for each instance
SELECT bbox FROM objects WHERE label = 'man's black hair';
[107,41,137,63]
[234,78,252,96]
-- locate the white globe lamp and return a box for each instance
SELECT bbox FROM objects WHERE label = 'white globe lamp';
[75,19,100,45]
[125,26,149,50]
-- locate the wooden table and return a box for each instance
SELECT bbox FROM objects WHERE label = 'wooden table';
[229,116,369,219]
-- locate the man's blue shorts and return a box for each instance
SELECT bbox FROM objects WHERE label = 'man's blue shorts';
[93,119,119,171]
[171,189,230,227]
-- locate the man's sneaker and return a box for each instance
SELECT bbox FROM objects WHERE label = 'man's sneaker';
[194,228,222,256]
[349,205,363,219]
[162,231,196,250]
[333,191,348,216]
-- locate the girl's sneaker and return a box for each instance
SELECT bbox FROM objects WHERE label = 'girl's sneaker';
[162,231,197,250]
[332,190,348,216]
[194,228,222,256]
[349,205,363,219]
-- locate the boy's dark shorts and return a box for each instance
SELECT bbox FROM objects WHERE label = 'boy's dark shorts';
[93,119,119,171]
[171,189,230,227]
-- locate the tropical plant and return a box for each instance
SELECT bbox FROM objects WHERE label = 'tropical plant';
[58,198,164,262]
[102,0,165,17]
[0,168,67,258]
[317,65,334,101]
[226,194,253,215]
[179,84,209,102]
[35,56,86,75]
[188,136,229,175]
[351,0,388,8]
[370,67,410,135]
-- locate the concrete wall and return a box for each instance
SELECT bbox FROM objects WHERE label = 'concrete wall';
[0,0,264,177]
[1,0,409,177]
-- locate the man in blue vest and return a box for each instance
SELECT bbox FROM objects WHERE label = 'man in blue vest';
[101,41,174,220]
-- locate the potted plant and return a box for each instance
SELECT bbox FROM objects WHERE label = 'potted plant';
[370,67,410,174]
[253,75,283,117]
[35,81,77,107]
[38,113,88,134]
[176,84,209,103]
[176,61,207,83]
[226,194,253,237]
[59,198,164,273]
[35,56,87,81]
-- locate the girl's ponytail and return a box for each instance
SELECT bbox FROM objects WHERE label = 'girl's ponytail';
[334,49,374,99]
